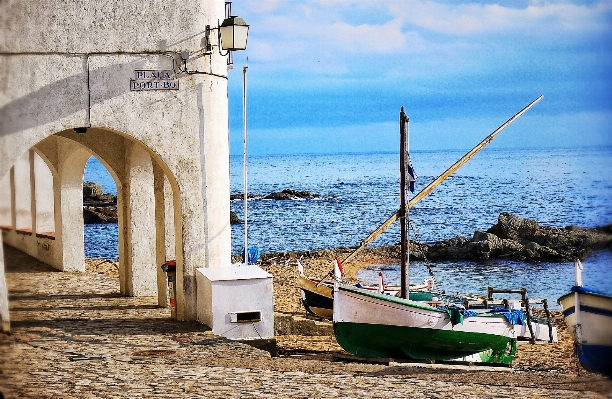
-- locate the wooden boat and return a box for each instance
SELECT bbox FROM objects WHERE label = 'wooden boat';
[332,102,542,364]
[333,283,517,363]
[463,289,558,343]
[297,260,432,319]
[557,259,612,376]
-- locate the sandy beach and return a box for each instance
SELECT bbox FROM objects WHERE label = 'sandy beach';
[1,245,611,398]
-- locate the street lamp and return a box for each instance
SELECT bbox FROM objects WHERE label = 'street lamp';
[205,15,249,55]
[220,16,249,51]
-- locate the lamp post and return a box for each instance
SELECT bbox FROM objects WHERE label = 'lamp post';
[220,16,249,51]
[205,14,249,65]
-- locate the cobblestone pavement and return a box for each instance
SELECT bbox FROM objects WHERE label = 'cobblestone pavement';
[1,245,611,398]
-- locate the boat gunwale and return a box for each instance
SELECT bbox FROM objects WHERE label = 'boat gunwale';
[338,284,505,319]
[557,289,612,305]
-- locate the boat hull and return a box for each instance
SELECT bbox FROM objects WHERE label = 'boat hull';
[558,288,612,376]
[297,275,334,319]
[334,285,516,363]
[297,275,433,319]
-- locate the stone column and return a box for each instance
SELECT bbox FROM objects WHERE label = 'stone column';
[9,168,16,230]
[0,174,11,228]
[13,152,32,233]
[125,143,157,297]
[198,78,231,269]
[33,151,55,235]
[29,150,37,236]
[56,140,90,272]
[118,182,129,296]
[174,178,205,321]
[154,163,167,306]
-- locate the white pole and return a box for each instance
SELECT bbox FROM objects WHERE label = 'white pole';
[243,59,248,265]
[574,259,583,343]
[575,258,584,287]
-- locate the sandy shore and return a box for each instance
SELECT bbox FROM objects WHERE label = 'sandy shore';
[2,245,611,398]
[88,247,599,377]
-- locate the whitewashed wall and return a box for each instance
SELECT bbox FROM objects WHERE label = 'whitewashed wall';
[0,0,232,326]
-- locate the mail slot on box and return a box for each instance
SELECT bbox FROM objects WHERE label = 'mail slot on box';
[229,311,261,323]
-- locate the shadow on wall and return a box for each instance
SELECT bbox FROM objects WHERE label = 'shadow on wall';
[0,55,181,139]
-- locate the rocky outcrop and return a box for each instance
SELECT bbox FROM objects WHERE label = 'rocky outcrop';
[84,183,245,225]
[83,206,118,223]
[230,189,321,201]
[263,189,319,200]
[83,181,103,197]
[230,211,242,224]
[230,193,260,200]
[83,182,117,224]
[420,213,612,262]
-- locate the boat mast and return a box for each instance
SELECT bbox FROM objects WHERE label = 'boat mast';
[341,95,543,266]
[399,107,409,299]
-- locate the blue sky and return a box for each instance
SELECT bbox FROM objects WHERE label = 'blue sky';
[227,0,612,155]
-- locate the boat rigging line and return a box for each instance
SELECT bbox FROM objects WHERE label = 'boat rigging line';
[341,95,544,266]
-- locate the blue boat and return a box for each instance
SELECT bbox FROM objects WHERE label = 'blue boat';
[557,259,612,377]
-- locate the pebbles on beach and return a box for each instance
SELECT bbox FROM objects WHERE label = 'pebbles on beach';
[1,246,610,398]
[87,250,590,376]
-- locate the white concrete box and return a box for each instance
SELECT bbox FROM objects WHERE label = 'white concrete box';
[196,266,274,340]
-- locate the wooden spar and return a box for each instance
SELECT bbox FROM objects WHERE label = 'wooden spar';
[399,107,408,299]
[341,95,543,265]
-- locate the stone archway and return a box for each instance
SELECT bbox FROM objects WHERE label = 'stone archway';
[0,0,241,331]
[53,129,183,308]
[2,129,185,312]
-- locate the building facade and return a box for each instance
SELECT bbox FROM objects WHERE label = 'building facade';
[0,0,241,332]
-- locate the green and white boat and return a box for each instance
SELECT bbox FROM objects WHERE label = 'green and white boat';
[331,103,541,365]
[333,283,517,363]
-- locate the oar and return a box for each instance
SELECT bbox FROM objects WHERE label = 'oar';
[341,95,543,266]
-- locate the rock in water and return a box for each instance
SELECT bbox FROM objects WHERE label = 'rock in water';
[423,213,612,262]
[83,181,103,197]
[263,189,318,200]
[82,181,118,223]
[83,206,118,223]
[230,211,242,224]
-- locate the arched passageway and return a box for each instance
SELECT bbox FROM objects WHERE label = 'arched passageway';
[0,0,262,337]
[0,129,183,310]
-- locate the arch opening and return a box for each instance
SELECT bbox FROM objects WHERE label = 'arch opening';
[83,156,119,263]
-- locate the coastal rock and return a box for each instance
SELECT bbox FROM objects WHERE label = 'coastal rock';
[83,206,118,223]
[230,193,261,200]
[83,182,118,223]
[230,211,242,224]
[488,212,539,240]
[596,223,612,234]
[491,212,612,255]
[263,189,319,200]
[83,181,103,197]
[422,213,612,262]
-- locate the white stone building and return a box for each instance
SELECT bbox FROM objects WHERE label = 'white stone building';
[0,0,273,341]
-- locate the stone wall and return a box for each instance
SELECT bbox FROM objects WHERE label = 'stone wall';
[0,0,233,323]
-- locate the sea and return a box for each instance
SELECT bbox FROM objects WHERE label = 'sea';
[84,146,612,309]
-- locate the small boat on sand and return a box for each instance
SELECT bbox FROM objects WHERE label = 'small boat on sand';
[333,283,518,363]
[297,259,432,319]
[332,100,543,364]
[557,259,612,376]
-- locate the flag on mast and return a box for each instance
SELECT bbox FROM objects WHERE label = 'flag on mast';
[406,153,417,192]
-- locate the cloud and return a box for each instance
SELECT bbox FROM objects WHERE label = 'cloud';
[389,0,612,36]
[246,0,280,14]
[228,0,612,154]
[329,19,406,53]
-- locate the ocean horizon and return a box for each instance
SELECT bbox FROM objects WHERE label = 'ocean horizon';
[84,146,612,308]
[84,145,612,256]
